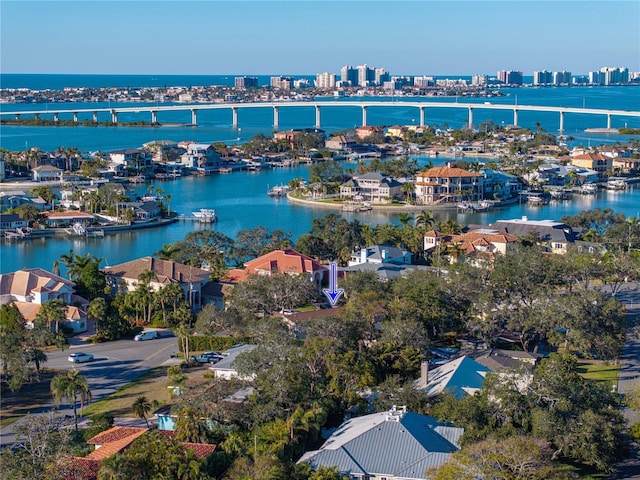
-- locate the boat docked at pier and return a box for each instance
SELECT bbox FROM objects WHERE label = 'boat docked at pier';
[192,208,217,223]
[580,183,598,194]
[267,184,291,197]
[606,177,627,191]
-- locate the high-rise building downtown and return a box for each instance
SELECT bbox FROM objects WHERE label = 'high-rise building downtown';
[315,72,336,89]
[357,64,375,86]
[497,70,523,85]
[234,76,259,89]
[533,70,553,85]
[340,65,358,86]
[553,71,572,85]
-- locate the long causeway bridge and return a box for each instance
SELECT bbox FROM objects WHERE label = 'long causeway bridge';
[2,100,639,132]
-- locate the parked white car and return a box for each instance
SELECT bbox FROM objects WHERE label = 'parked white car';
[68,352,94,363]
[134,330,159,341]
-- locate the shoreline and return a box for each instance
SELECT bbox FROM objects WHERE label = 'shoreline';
[286,193,520,212]
[22,216,178,238]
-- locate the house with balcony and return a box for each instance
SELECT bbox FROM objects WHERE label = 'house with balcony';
[108,148,154,173]
[180,143,221,173]
[570,152,612,180]
[325,135,357,151]
[414,165,484,205]
[32,165,63,182]
[103,257,212,311]
[340,172,403,203]
[424,228,519,264]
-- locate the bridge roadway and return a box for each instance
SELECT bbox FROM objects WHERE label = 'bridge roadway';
[3,100,640,132]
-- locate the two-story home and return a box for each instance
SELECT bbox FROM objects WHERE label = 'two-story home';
[180,143,221,173]
[0,213,28,231]
[0,268,88,332]
[348,244,412,266]
[340,172,403,203]
[32,165,63,182]
[103,257,211,311]
[108,148,154,173]
[490,217,581,254]
[570,152,612,180]
[414,165,484,204]
[424,228,519,264]
[325,135,357,151]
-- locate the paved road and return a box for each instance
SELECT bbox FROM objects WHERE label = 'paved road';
[604,282,640,479]
[0,331,179,447]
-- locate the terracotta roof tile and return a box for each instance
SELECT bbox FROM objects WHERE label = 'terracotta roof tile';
[87,426,149,445]
[223,249,326,284]
[182,442,217,458]
[104,257,210,284]
[417,166,482,178]
[64,457,101,480]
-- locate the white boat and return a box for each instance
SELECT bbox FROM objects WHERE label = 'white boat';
[192,208,216,223]
[581,183,598,194]
[606,178,627,190]
[267,184,291,197]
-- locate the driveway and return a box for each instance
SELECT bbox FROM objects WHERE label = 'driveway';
[0,330,179,447]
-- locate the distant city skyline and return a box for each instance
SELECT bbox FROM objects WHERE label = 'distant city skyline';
[1,1,638,76]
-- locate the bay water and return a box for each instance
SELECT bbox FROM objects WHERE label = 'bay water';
[1,77,639,273]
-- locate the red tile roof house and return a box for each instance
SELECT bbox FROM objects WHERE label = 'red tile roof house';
[414,165,484,205]
[62,426,217,480]
[0,268,89,333]
[224,248,328,289]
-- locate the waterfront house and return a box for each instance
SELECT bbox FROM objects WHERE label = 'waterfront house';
[0,213,28,230]
[224,248,327,287]
[0,268,88,333]
[480,168,521,199]
[112,200,161,222]
[108,148,154,173]
[103,257,211,311]
[0,191,47,212]
[414,165,484,204]
[297,406,463,480]
[339,172,403,203]
[44,210,95,228]
[32,165,62,182]
[570,152,612,180]
[415,356,491,399]
[325,135,357,151]
[180,143,221,173]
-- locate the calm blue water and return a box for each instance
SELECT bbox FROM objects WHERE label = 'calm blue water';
[1,76,640,273]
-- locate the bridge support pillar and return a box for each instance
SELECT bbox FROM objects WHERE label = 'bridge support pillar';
[111,110,118,123]
[232,107,238,128]
[607,113,612,130]
[33,113,39,120]
[513,109,519,127]
[15,114,20,120]
[54,113,60,123]
[468,107,474,128]
[315,105,321,128]
[93,111,98,123]
[419,107,425,127]
[362,106,367,127]
[151,111,158,124]
[273,106,279,129]
[559,111,565,132]
[73,112,79,123]
[191,109,198,126]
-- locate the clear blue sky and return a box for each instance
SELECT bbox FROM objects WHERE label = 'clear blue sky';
[1,0,638,76]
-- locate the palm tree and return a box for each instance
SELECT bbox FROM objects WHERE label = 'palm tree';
[397,212,412,227]
[415,210,436,230]
[132,395,152,427]
[177,449,201,480]
[50,370,92,432]
[35,299,66,332]
[401,182,415,204]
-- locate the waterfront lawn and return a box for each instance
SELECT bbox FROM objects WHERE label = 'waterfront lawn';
[576,360,620,388]
[82,365,209,418]
[0,369,59,428]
